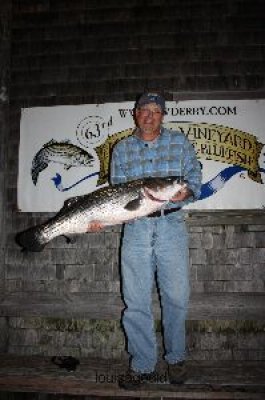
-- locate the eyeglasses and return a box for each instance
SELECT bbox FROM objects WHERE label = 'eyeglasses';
[138,108,163,117]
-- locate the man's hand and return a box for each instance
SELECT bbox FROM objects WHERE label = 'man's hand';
[170,186,193,202]
[87,220,104,232]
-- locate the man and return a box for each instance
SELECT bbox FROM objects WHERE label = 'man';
[91,93,201,388]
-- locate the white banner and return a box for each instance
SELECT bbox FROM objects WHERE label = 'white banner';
[18,100,265,211]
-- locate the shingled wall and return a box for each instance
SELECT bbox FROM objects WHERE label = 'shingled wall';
[0,0,264,360]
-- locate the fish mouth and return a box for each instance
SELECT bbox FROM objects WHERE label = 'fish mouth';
[143,187,167,202]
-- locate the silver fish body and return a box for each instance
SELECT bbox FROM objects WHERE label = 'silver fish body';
[31,139,94,185]
[16,176,186,252]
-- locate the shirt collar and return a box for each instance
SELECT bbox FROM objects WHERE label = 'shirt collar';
[133,127,165,143]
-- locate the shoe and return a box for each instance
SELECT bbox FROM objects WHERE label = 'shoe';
[51,356,80,371]
[118,369,157,390]
[168,361,187,384]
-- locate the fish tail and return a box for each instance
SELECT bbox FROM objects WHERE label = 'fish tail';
[31,166,39,185]
[31,153,48,185]
[15,226,48,252]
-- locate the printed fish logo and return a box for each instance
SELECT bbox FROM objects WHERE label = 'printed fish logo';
[31,139,94,185]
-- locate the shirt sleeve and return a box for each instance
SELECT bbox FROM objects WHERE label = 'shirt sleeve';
[183,136,202,202]
[168,135,202,208]
[110,143,128,185]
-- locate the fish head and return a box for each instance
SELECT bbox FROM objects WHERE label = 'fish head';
[143,176,186,202]
[84,152,95,165]
[73,151,94,166]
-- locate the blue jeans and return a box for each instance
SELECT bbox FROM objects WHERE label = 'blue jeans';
[121,212,190,373]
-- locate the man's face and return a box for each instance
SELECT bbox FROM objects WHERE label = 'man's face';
[135,103,164,136]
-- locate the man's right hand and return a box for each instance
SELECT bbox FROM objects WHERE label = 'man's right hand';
[87,220,104,232]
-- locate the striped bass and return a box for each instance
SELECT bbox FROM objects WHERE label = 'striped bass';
[31,139,94,185]
[16,176,186,252]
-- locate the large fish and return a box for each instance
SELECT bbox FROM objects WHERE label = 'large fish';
[15,176,186,252]
[31,139,94,185]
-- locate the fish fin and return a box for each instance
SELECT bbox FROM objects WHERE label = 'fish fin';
[31,161,48,185]
[62,234,75,244]
[44,139,56,147]
[15,226,47,252]
[124,195,143,211]
[20,248,28,254]
[64,165,72,170]
[62,196,80,208]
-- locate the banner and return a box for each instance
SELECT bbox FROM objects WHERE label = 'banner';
[18,100,265,211]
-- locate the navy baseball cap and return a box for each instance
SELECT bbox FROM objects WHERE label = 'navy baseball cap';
[136,93,167,113]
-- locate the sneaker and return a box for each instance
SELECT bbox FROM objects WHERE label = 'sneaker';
[118,369,157,390]
[168,361,187,384]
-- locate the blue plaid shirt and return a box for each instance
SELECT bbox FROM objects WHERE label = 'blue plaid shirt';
[110,127,202,208]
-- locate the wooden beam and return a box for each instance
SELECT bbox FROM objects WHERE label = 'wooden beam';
[0,292,264,320]
[185,211,265,226]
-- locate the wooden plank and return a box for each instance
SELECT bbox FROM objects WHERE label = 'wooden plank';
[0,292,264,320]
[0,355,264,399]
[185,211,265,226]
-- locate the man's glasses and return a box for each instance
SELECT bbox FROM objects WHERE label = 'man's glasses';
[139,108,163,117]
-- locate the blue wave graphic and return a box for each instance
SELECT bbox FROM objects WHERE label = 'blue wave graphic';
[51,171,99,192]
[52,166,265,199]
[199,165,245,200]
[199,166,265,199]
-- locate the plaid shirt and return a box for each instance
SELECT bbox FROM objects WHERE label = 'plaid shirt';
[110,127,202,208]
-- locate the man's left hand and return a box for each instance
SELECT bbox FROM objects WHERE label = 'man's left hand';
[170,186,193,202]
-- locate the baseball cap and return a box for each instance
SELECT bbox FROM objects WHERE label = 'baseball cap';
[136,93,167,114]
